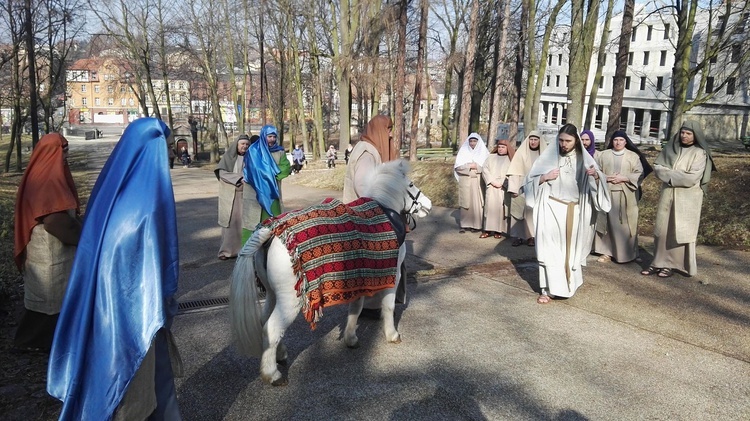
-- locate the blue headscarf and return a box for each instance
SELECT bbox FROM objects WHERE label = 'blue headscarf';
[47,118,179,420]
[243,124,282,215]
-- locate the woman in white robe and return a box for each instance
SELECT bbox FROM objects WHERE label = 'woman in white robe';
[506,131,547,246]
[454,133,490,233]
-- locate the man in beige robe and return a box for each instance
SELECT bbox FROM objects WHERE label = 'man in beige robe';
[454,132,489,233]
[507,131,547,246]
[216,134,251,259]
[526,124,611,304]
[641,121,715,278]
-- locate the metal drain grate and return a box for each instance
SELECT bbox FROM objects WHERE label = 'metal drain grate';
[178,297,229,314]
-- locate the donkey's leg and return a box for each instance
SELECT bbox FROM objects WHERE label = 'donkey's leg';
[255,248,287,365]
[344,297,365,348]
[259,239,301,386]
[382,246,406,343]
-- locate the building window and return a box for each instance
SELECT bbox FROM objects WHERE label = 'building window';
[731,44,741,63]
[716,15,726,35]
[625,76,631,90]
[82,97,87,106]
[546,75,550,86]
[709,54,717,64]
[94,85,100,93]
[95,97,101,106]
[566,76,569,87]
[81,84,86,92]
[631,27,637,42]
[647,25,653,40]
[643,51,650,65]
[121,86,126,93]
[107,85,114,93]
[108,98,114,106]
[548,54,552,66]
[628,52,633,65]
[121,98,126,106]
[705,77,714,93]
[740,13,749,34]
[660,50,667,66]
[555,75,560,87]
[599,77,604,89]
[558,54,562,66]
[178,82,184,90]
[726,78,736,95]
[129,98,135,106]
[664,24,670,39]
[656,76,663,91]
[69,99,75,106]
[640,77,646,90]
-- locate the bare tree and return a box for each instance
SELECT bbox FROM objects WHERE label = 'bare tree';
[567,0,601,127]
[584,0,615,130]
[605,0,634,141]
[408,0,429,160]
[392,0,407,153]
[456,0,479,145]
[487,0,509,142]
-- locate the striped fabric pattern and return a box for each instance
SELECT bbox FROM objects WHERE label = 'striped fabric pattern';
[261,197,399,328]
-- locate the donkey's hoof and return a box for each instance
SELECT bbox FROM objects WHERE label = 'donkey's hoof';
[388,334,402,344]
[271,376,289,386]
[346,341,360,349]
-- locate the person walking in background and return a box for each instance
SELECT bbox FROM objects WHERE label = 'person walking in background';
[344,143,353,164]
[641,121,715,278]
[454,133,489,233]
[581,130,597,158]
[215,134,251,260]
[188,115,199,160]
[526,124,611,304]
[506,131,547,246]
[326,145,338,168]
[291,143,306,174]
[480,138,514,239]
[180,146,191,168]
[242,125,291,244]
[13,133,82,353]
[48,118,182,420]
[593,131,652,264]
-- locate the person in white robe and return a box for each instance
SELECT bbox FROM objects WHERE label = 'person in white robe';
[525,123,611,304]
[454,132,490,233]
[640,121,715,278]
[507,131,547,246]
[480,139,514,239]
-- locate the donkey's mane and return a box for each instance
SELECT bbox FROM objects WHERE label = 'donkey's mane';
[361,160,410,212]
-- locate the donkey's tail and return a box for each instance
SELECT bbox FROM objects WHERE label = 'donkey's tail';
[229,227,274,357]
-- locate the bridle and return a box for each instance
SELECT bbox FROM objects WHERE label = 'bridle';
[403,182,424,231]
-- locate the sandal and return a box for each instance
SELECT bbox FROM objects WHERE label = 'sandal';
[526,237,535,247]
[658,268,674,278]
[493,233,502,239]
[479,232,490,238]
[459,229,466,234]
[640,266,659,276]
[597,255,611,263]
[537,294,552,304]
[512,238,524,247]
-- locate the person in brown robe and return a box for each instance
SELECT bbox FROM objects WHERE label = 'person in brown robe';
[506,131,547,246]
[641,121,715,278]
[480,139,514,239]
[593,131,652,263]
[454,132,490,233]
[13,133,82,352]
[215,134,251,260]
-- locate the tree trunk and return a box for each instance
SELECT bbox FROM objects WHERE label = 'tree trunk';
[393,0,407,153]
[668,0,699,140]
[409,0,429,161]
[509,0,528,144]
[488,0,509,142]
[605,0,634,141]
[457,0,480,146]
[528,0,566,132]
[584,0,615,130]
[566,0,601,128]
[25,0,40,147]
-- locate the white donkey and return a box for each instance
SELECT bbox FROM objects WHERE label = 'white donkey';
[229,160,432,385]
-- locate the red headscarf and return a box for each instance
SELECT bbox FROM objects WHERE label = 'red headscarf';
[495,139,516,161]
[14,133,80,269]
[360,115,397,162]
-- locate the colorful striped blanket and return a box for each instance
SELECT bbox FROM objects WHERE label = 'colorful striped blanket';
[260,197,400,328]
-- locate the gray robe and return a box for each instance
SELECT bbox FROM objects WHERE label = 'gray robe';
[481,154,511,234]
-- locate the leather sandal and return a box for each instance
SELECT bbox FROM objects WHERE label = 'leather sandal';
[526,237,535,247]
[493,233,502,239]
[479,232,490,238]
[658,268,674,278]
[641,266,659,276]
[512,238,524,247]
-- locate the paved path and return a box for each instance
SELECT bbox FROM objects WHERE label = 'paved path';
[68,137,750,420]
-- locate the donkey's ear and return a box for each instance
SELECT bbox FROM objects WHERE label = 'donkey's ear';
[397,159,410,175]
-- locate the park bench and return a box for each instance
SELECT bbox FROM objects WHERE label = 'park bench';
[400,147,455,161]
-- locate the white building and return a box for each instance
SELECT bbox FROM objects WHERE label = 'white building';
[540,4,750,142]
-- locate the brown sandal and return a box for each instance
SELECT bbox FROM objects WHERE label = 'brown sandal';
[479,232,490,238]
[493,233,502,239]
